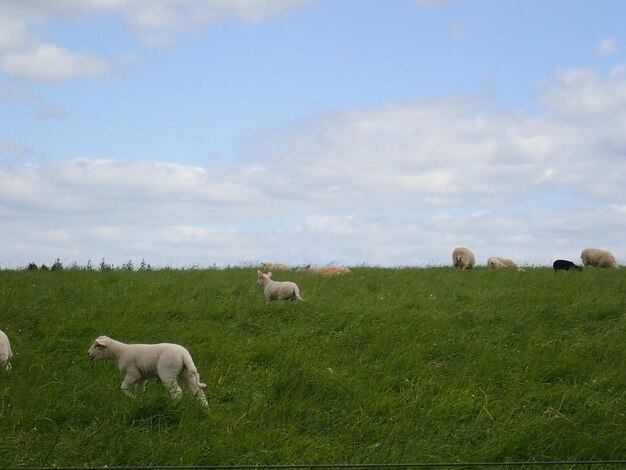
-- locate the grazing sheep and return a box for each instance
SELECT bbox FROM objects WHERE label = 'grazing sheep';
[0,329,12,371]
[261,262,291,271]
[87,336,208,407]
[257,271,304,302]
[452,247,475,269]
[580,248,619,268]
[298,265,352,275]
[553,259,582,272]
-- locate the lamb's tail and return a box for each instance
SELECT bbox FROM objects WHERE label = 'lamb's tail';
[182,350,206,388]
[296,294,304,301]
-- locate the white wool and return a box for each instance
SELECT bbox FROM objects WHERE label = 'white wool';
[297,265,351,275]
[257,271,304,302]
[0,329,12,371]
[452,247,475,269]
[87,336,208,406]
[487,256,518,269]
[261,262,291,271]
[581,248,619,268]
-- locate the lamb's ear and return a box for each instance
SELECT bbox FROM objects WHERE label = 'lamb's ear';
[95,337,108,348]
[268,272,272,278]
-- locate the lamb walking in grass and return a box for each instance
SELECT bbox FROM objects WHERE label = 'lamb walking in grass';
[87,335,208,407]
[0,329,12,371]
[580,248,619,268]
[452,247,475,269]
[257,270,304,302]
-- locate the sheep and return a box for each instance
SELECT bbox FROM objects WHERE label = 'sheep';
[553,259,582,271]
[257,270,304,302]
[261,262,291,271]
[87,335,208,407]
[297,265,352,275]
[487,256,507,268]
[580,248,619,268]
[487,256,523,270]
[0,329,12,371]
[452,247,475,269]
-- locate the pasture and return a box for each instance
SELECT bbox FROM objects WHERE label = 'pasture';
[0,266,624,467]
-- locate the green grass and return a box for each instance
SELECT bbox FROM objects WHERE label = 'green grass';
[0,267,624,467]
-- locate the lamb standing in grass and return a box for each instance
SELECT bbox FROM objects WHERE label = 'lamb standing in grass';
[87,335,208,407]
[0,329,12,371]
[452,247,475,269]
[580,248,619,268]
[257,270,304,302]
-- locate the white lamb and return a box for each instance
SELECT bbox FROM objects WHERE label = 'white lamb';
[257,270,304,302]
[452,247,475,269]
[581,248,619,268]
[487,256,518,269]
[0,329,12,371]
[87,335,208,406]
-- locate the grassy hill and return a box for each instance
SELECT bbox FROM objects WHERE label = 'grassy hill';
[0,267,624,467]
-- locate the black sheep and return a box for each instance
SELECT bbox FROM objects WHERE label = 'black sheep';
[553,259,582,271]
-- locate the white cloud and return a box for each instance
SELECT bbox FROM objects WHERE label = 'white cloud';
[596,37,618,56]
[0,43,109,81]
[539,66,626,119]
[0,0,310,79]
[1,64,626,267]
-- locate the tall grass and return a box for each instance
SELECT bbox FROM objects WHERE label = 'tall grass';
[0,267,624,467]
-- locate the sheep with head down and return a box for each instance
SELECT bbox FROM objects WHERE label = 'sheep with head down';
[581,248,618,268]
[87,335,208,406]
[452,247,475,269]
[553,259,582,271]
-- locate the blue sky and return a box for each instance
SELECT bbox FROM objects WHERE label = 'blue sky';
[1,0,625,267]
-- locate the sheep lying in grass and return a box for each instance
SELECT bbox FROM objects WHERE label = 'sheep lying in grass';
[0,329,12,371]
[580,248,619,268]
[87,336,208,407]
[257,271,304,302]
[452,247,475,269]
[487,256,523,270]
[553,259,582,271]
[297,265,352,275]
[261,262,291,271]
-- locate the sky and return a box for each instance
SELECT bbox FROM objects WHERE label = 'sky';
[1,0,625,268]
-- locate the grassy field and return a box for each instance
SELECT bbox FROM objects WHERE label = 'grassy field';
[0,266,624,468]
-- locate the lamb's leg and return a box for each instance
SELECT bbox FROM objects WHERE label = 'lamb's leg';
[184,373,209,407]
[162,377,183,400]
[120,371,141,397]
[135,380,147,394]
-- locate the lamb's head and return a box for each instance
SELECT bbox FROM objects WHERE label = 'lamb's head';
[87,335,112,361]
[257,270,272,285]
